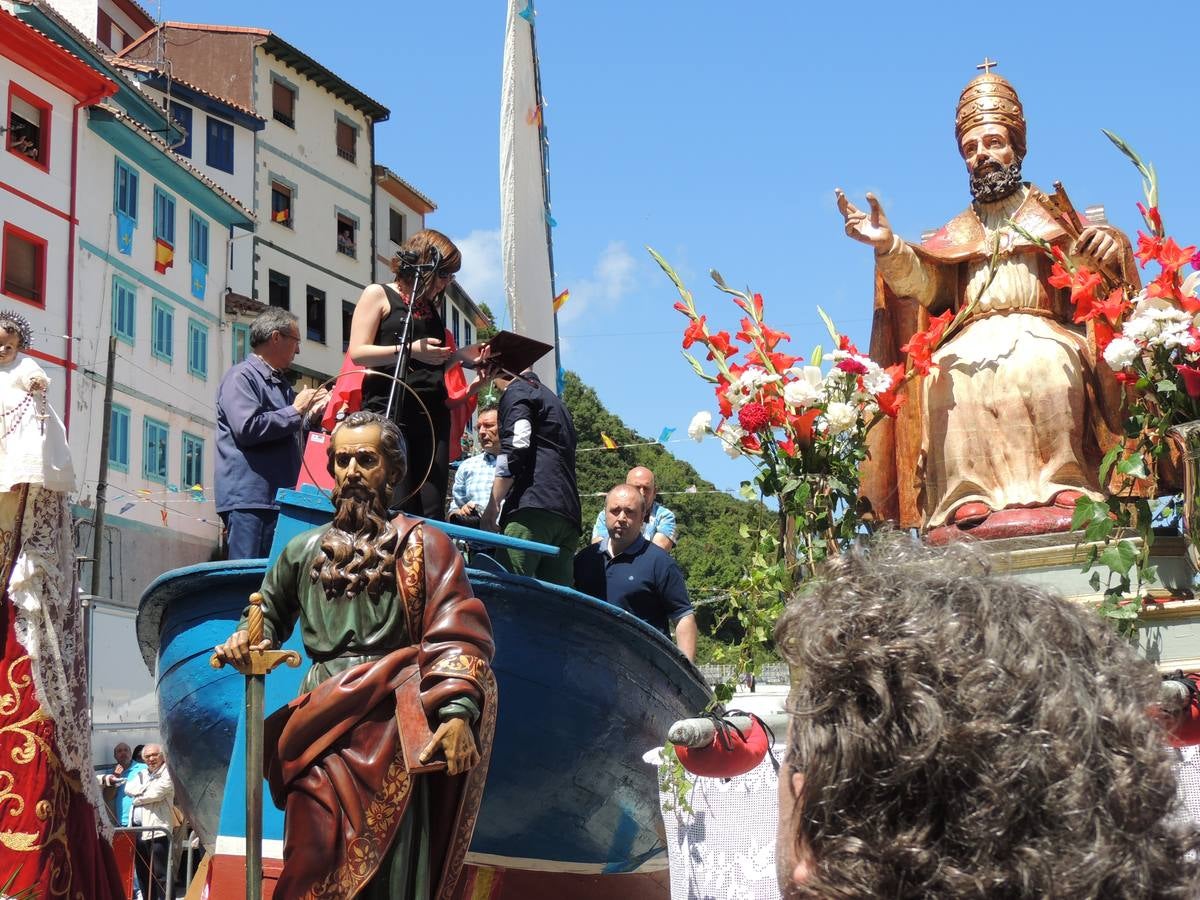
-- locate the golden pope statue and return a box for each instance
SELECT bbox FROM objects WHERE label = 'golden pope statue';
[837,64,1137,541]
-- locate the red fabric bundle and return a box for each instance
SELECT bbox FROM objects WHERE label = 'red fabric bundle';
[1167,672,1200,747]
[318,329,476,462]
[675,715,770,778]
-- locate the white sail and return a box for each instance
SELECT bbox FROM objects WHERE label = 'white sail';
[500,0,560,391]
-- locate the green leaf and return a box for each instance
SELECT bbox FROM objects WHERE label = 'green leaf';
[1156,379,1178,395]
[1116,453,1149,479]
[816,306,840,343]
[1102,604,1140,620]
[1098,541,1137,577]
[739,481,757,501]
[647,246,695,309]
[1070,495,1100,531]
[1088,570,1102,591]
[1098,445,1122,488]
[1084,517,1114,544]
[681,351,718,383]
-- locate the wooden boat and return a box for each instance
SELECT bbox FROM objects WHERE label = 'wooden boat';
[137,488,709,898]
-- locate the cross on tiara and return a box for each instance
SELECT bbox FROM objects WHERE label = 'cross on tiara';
[976,56,998,75]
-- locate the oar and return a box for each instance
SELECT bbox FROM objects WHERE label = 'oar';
[210,593,301,900]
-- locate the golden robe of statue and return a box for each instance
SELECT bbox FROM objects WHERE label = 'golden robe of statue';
[840,69,1136,536]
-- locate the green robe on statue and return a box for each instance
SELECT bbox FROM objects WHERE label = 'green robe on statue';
[244,520,494,900]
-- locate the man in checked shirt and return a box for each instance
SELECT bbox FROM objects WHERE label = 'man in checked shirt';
[448,407,500,527]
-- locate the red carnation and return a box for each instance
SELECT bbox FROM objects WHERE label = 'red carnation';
[836,358,868,375]
[737,401,771,433]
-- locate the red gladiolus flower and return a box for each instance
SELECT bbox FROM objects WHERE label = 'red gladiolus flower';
[737,401,771,433]
[1177,364,1200,398]
[777,436,798,457]
[1191,251,1200,272]
[1048,261,1073,290]
[682,314,708,349]
[1093,318,1115,353]
[673,300,691,316]
[1146,269,1179,302]
[761,394,789,427]
[1068,267,1103,317]
[740,433,762,453]
[1092,288,1128,326]
[837,335,862,356]
[1160,238,1198,275]
[759,323,790,352]
[1051,244,1066,263]
[875,363,908,418]
[1138,202,1163,234]
[900,310,953,376]
[1136,232,1163,268]
[791,408,821,449]
[766,351,800,372]
[706,330,737,360]
[1114,370,1138,385]
[836,358,869,375]
[732,292,765,319]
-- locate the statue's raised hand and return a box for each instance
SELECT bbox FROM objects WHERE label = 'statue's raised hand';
[835,189,894,252]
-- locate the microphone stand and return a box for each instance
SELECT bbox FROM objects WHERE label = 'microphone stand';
[384,247,442,421]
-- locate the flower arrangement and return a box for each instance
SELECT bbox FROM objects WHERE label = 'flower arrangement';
[1012,133,1200,618]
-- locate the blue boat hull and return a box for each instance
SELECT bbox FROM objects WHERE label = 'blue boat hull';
[138,557,710,873]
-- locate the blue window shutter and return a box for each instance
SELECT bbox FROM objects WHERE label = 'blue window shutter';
[170,102,192,157]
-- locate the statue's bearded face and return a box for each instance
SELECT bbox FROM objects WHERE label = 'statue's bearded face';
[961,123,1023,202]
[311,424,401,600]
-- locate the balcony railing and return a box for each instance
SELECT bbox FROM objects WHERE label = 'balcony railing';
[337,146,356,163]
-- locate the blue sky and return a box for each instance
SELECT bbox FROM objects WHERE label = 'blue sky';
[171,0,1200,495]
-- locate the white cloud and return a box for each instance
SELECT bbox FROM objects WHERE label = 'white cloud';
[557,240,637,327]
[451,228,502,314]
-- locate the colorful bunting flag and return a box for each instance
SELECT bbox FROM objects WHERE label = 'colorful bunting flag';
[545,211,557,228]
[517,1,534,21]
[685,485,698,493]
[600,432,618,450]
[154,238,174,274]
[552,289,570,313]
[658,427,676,444]
[273,207,290,224]
[118,502,136,515]
[160,509,168,526]
[525,104,543,127]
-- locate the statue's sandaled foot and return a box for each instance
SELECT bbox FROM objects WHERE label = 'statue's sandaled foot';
[951,501,991,527]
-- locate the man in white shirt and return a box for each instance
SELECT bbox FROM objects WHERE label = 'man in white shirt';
[124,744,175,900]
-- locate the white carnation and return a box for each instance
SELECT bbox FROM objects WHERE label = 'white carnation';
[716,422,746,458]
[1102,336,1140,370]
[783,379,821,409]
[1153,323,1193,352]
[688,410,711,442]
[862,367,894,395]
[824,401,857,435]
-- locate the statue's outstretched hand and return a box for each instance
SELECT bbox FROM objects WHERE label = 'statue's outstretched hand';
[835,189,894,252]
[212,630,273,668]
[1074,226,1122,271]
[419,718,480,776]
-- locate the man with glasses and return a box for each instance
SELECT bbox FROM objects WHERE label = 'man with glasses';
[216,308,327,558]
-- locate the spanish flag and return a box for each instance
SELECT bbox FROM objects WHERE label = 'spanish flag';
[154,238,174,274]
[273,207,290,223]
[600,432,618,450]
[552,289,570,313]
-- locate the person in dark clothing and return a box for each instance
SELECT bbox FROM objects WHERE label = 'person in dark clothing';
[480,368,580,586]
[216,308,327,559]
[574,484,696,659]
[347,230,482,520]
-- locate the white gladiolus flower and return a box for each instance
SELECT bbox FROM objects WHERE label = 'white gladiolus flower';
[688,410,711,442]
[824,401,857,435]
[1103,336,1140,370]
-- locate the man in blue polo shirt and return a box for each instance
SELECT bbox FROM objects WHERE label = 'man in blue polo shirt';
[574,484,697,660]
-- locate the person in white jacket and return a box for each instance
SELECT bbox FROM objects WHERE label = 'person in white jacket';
[124,745,175,900]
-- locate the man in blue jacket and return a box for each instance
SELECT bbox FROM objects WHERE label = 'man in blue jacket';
[480,369,580,586]
[216,308,327,558]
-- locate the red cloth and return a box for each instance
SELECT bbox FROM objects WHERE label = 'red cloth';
[320,330,476,463]
[0,571,124,896]
[1168,673,1200,747]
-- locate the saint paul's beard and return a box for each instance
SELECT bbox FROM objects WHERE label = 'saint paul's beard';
[309,482,400,600]
[969,159,1023,203]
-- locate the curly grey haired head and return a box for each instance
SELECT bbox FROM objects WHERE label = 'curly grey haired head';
[775,533,1200,898]
[0,310,33,349]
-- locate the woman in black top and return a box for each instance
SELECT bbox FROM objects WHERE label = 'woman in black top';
[347,229,479,518]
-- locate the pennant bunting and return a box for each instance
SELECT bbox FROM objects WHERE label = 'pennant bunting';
[160,509,168,526]
[525,104,543,127]
[545,211,557,228]
[118,503,136,515]
[116,211,135,256]
[600,432,618,450]
[552,289,570,313]
[191,260,207,300]
[658,427,676,444]
[517,1,533,21]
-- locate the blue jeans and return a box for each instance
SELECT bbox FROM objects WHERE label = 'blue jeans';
[221,509,279,559]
